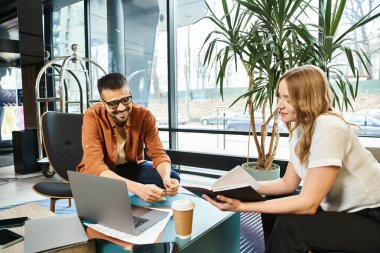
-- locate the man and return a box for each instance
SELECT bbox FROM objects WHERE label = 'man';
[77,73,180,202]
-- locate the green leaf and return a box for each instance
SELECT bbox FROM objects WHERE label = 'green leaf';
[330,0,346,35]
[324,0,332,36]
[354,69,359,98]
[222,0,232,30]
[335,6,380,44]
[344,47,355,76]
[352,49,371,77]
[324,36,333,61]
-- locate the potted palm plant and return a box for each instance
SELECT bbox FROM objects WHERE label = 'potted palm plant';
[201,0,379,179]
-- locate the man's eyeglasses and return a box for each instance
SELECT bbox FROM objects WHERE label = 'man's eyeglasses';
[101,95,132,109]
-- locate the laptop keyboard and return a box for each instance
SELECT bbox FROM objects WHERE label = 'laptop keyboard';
[133,216,149,228]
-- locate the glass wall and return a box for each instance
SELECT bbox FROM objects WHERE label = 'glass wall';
[333,0,380,136]
[45,1,104,113]
[0,17,18,40]
[50,2,85,58]
[175,0,248,131]
[48,1,86,113]
[0,16,23,142]
[173,0,379,156]
[86,0,379,158]
[89,0,168,123]
[0,67,23,141]
[173,0,319,135]
[177,132,291,160]
[42,0,380,164]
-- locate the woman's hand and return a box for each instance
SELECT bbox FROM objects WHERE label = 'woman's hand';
[202,194,243,212]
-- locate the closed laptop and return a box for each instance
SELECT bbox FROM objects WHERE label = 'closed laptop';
[23,214,88,253]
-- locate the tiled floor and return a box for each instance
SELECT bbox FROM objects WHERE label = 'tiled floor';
[0,165,58,207]
[0,164,216,208]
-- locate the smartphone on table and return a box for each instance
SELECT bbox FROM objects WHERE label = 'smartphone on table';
[0,229,24,249]
[132,242,180,253]
[0,217,28,228]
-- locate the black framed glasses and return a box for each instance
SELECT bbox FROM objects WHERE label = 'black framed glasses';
[101,95,133,109]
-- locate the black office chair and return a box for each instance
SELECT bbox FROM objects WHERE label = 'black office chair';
[32,112,83,212]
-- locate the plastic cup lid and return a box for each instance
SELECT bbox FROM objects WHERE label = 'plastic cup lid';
[171,199,195,211]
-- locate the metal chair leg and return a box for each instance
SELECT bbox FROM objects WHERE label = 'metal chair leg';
[68,198,71,207]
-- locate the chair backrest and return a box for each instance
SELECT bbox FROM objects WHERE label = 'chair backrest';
[367,147,380,162]
[41,112,83,181]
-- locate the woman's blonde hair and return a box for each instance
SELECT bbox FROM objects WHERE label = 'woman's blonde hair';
[276,65,336,164]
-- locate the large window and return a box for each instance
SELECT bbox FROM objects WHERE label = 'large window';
[177,132,290,160]
[0,67,23,141]
[334,0,380,136]
[0,17,18,40]
[51,2,85,58]
[89,0,169,121]
[45,1,87,113]
[175,0,248,132]
[0,16,23,142]
[43,0,380,166]
[89,0,380,158]
[172,0,379,157]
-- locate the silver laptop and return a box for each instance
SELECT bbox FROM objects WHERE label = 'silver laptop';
[68,171,168,235]
[23,214,88,253]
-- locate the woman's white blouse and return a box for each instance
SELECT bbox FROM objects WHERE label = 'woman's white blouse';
[289,114,380,212]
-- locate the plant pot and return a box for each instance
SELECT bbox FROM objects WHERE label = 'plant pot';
[242,162,280,181]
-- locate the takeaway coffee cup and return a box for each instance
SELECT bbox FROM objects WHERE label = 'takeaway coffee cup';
[171,199,195,239]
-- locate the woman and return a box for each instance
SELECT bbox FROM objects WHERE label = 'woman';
[203,65,380,253]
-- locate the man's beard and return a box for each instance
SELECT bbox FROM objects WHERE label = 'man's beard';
[112,108,131,126]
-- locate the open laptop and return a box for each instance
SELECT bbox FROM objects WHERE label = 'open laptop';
[68,171,168,236]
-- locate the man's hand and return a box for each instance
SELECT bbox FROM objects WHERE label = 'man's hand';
[163,178,180,196]
[136,184,166,202]
[156,162,179,196]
